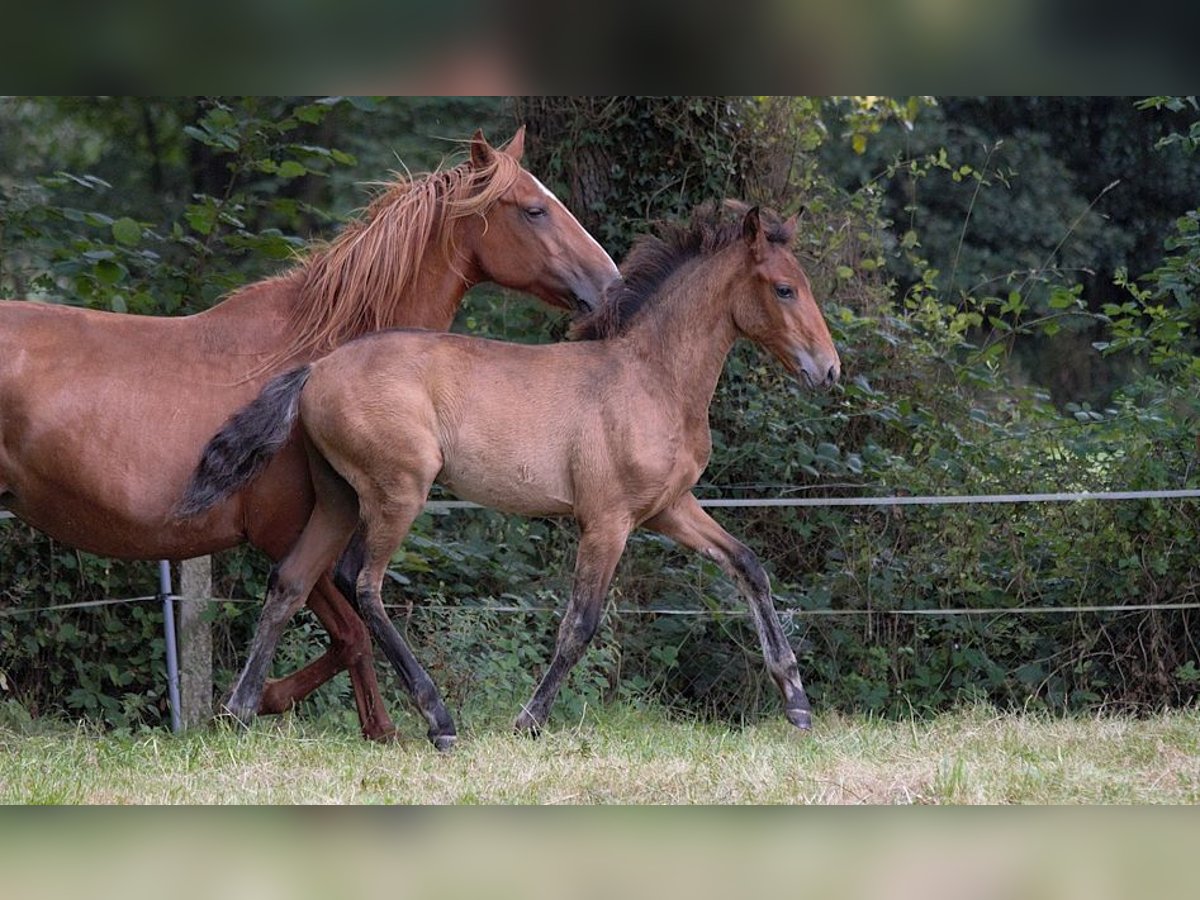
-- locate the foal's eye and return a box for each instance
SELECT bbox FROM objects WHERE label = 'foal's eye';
[524,206,547,219]
[774,284,795,301]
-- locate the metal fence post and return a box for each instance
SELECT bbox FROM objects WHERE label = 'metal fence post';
[157,560,182,734]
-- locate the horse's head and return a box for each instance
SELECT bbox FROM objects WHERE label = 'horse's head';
[459,128,620,314]
[731,205,840,390]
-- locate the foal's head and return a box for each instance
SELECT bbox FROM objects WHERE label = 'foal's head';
[728,204,840,389]
[455,128,620,313]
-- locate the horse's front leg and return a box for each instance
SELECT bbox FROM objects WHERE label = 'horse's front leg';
[514,521,629,735]
[643,493,811,730]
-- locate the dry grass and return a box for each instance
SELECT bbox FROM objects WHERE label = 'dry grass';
[1,703,1197,804]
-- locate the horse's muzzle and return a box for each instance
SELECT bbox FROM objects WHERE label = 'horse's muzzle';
[794,350,841,390]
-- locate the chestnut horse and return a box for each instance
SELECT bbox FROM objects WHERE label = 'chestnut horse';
[0,128,619,739]
[179,202,840,748]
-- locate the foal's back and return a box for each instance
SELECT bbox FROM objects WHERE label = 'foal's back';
[299,329,686,523]
[300,330,594,517]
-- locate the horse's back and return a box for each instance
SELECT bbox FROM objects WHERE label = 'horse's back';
[0,298,274,555]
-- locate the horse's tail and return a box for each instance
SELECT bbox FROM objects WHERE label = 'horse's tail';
[176,365,312,518]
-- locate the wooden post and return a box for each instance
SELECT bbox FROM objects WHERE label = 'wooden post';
[178,556,214,728]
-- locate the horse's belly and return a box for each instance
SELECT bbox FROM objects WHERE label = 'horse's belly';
[3,482,244,560]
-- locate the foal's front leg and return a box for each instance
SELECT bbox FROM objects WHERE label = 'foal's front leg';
[514,521,630,735]
[644,493,812,730]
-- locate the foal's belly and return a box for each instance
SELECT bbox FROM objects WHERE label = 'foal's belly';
[436,456,573,518]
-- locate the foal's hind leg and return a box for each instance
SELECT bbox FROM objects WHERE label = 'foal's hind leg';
[514,520,629,735]
[225,486,359,726]
[352,495,456,751]
[644,494,811,730]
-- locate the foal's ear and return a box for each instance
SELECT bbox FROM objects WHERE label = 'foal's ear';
[469,129,495,169]
[502,125,527,162]
[741,206,762,243]
[742,206,769,259]
[782,212,799,241]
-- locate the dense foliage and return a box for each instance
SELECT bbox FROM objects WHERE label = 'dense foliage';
[1,96,1197,733]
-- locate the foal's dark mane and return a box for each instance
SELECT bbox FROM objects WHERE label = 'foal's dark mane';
[570,201,792,342]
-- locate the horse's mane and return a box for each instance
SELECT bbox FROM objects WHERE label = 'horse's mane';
[277,149,521,363]
[570,200,792,342]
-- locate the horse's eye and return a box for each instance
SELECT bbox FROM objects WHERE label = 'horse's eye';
[774,284,795,301]
[524,206,547,219]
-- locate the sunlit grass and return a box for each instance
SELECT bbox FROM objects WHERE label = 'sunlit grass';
[1,703,1197,804]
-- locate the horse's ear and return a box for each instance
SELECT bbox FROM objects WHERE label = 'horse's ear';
[470,129,495,169]
[502,125,526,162]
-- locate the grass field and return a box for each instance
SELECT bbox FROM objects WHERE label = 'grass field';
[2,703,1198,804]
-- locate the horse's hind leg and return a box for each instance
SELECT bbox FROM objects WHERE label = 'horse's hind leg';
[353,490,456,750]
[225,480,359,726]
[258,574,397,741]
[643,494,811,730]
[514,519,629,735]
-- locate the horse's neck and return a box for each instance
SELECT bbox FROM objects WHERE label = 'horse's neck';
[382,254,471,331]
[191,276,299,351]
[199,250,471,363]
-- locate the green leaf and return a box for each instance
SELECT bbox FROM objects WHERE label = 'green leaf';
[94,259,124,285]
[111,217,141,246]
[1048,287,1076,310]
[294,104,325,125]
[277,160,307,179]
[185,204,217,236]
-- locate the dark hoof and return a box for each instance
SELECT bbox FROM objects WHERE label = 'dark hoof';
[513,711,542,738]
[430,732,457,752]
[786,706,813,730]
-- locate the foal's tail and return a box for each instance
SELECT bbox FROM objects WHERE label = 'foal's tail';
[176,365,312,518]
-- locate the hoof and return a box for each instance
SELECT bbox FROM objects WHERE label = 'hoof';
[365,725,400,744]
[513,711,542,738]
[430,733,457,752]
[786,706,813,731]
[257,680,297,716]
[219,704,255,728]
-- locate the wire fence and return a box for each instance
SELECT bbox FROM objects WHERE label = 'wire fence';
[5,487,1200,619]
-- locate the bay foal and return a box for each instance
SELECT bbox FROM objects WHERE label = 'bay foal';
[180,202,840,747]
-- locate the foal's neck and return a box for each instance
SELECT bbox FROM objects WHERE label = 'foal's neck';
[624,253,741,416]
